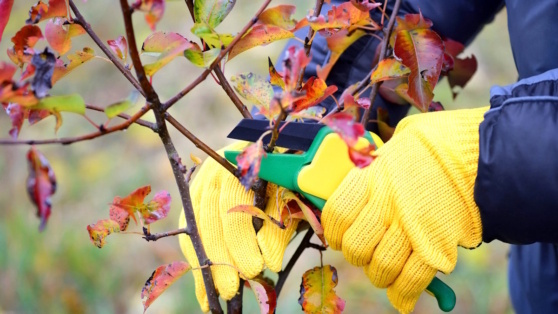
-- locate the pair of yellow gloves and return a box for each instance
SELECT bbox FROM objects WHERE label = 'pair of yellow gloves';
[178,107,487,313]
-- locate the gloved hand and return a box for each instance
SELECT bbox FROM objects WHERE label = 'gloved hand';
[322,107,488,313]
[178,142,299,312]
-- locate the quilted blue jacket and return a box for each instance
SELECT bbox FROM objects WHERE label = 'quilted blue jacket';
[271,1,558,312]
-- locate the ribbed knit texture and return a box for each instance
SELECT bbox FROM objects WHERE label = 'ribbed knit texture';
[178,142,299,312]
[322,107,487,313]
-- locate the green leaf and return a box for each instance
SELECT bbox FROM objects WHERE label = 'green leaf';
[191,22,234,48]
[299,265,346,314]
[194,0,235,28]
[105,91,143,118]
[183,43,220,67]
[28,94,86,132]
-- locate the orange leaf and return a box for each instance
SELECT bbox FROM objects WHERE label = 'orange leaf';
[8,25,43,67]
[0,0,13,41]
[292,76,338,112]
[282,46,311,92]
[26,0,67,24]
[45,18,71,55]
[86,219,120,248]
[27,146,57,231]
[370,58,410,85]
[108,36,128,62]
[350,0,382,12]
[109,198,130,231]
[228,205,273,224]
[51,47,95,84]
[112,185,152,224]
[281,190,325,245]
[228,24,294,60]
[258,5,297,30]
[299,265,346,314]
[304,2,374,35]
[142,31,193,76]
[141,261,191,313]
[389,12,433,46]
[393,28,443,111]
[245,276,278,314]
[132,0,165,31]
[268,57,285,89]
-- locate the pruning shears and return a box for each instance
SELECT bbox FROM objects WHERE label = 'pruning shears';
[225,119,456,312]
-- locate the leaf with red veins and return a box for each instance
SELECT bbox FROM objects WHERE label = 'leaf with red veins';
[323,112,364,147]
[142,261,191,313]
[9,25,43,67]
[443,38,477,99]
[87,219,120,248]
[228,24,294,61]
[350,0,382,12]
[292,77,337,112]
[370,58,411,85]
[282,46,311,92]
[26,0,67,24]
[304,2,376,35]
[142,31,193,76]
[236,140,266,190]
[0,0,14,41]
[281,190,325,245]
[26,146,57,231]
[107,36,128,63]
[230,72,275,119]
[3,103,24,139]
[133,0,165,31]
[393,28,444,111]
[268,57,285,90]
[51,47,95,84]
[112,185,152,224]
[258,5,297,30]
[141,191,172,225]
[389,12,433,47]
[299,265,346,314]
[317,28,366,80]
[245,276,278,314]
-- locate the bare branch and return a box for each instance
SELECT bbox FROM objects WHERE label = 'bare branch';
[163,0,273,111]
[85,104,156,130]
[275,228,315,297]
[361,0,402,125]
[68,0,145,97]
[143,227,190,241]
[295,0,325,90]
[214,66,253,119]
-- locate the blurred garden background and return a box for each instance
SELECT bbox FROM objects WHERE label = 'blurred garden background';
[0,1,517,313]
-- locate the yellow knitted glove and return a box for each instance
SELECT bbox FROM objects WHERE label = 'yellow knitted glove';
[322,107,488,313]
[178,142,298,312]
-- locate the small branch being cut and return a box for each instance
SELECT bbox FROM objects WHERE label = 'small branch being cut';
[163,0,273,111]
[361,0,402,125]
[295,0,325,90]
[68,0,145,97]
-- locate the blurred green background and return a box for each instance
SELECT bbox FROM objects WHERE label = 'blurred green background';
[0,1,517,313]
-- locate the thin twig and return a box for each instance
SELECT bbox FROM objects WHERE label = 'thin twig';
[213,67,252,118]
[185,0,195,20]
[163,0,273,111]
[164,113,237,176]
[275,228,315,297]
[295,0,325,90]
[265,109,287,152]
[86,104,156,130]
[68,0,145,97]
[361,0,402,125]
[0,105,151,145]
[143,227,190,241]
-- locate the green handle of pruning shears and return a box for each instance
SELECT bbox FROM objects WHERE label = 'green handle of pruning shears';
[224,127,456,312]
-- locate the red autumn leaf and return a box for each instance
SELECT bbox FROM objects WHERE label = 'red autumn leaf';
[377,78,408,105]
[268,57,285,90]
[28,108,50,125]
[142,31,193,76]
[8,25,43,67]
[228,24,294,61]
[0,81,38,107]
[0,0,14,41]
[141,190,172,224]
[393,28,444,111]
[3,103,25,139]
[51,47,96,84]
[142,261,191,313]
[107,36,128,63]
[132,0,165,31]
[370,58,411,85]
[443,38,478,99]
[0,61,16,84]
[323,112,364,147]
[281,190,326,245]
[282,45,311,92]
[26,146,57,231]
[340,86,369,121]
[111,185,152,224]
[304,2,377,35]
[245,276,278,314]
[348,144,375,168]
[45,18,85,55]
[26,0,67,24]
[350,0,382,12]
[236,140,266,190]
[299,265,346,314]
[86,219,120,248]
[390,12,433,46]
[292,76,338,112]
[109,198,131,231]
[428,101,444,112]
